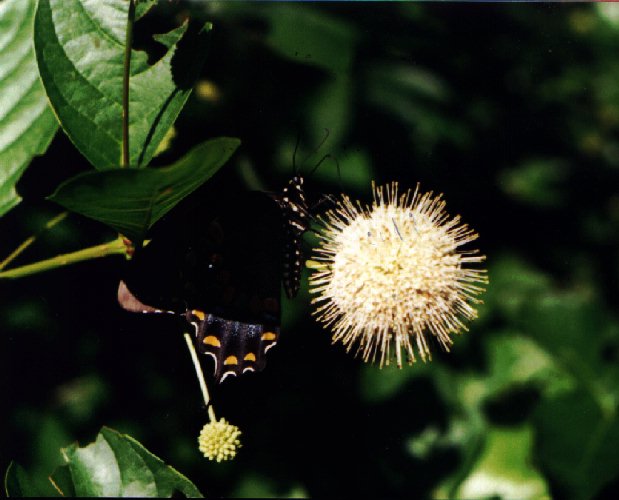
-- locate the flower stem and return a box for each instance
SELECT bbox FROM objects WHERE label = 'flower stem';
[0,237,126,279]
[0,211,68,271]
[183,332,213,417]
[121,0,136,168]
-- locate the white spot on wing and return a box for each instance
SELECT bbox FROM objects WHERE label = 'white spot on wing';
[204,351,218,374]
[264,342,278,353]
[221,371,237,382]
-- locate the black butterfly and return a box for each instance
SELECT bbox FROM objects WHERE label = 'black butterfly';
[118,176,311,382]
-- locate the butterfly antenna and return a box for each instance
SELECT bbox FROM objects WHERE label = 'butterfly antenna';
[308,153,332,176]
[299,128,331,173]
[314,128,331,155]
[292,131,301,175]
[308,153,343,192]
[309,193,337,223]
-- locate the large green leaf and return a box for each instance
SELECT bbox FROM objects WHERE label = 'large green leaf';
[48,137,240,243]
[5,427,202,497]
[521,290,619,498]
[534,390,619,500]
[34,0,208,170]
[0,0,58,218]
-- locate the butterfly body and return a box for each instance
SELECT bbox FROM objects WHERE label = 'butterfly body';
[118,176,310,382]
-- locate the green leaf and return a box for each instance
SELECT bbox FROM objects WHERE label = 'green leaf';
[233,473,308,498]
[59,427,202,497]
[5,462,34,497]
[535,390,619,500]
[520,290,618,391]
[48,465,75,497]
[485,333,575,398]
[484,254,552,323]
[34,0,208,170]
[4,462,59,497]
[135,0,157,20]
[49,137,240,243]
[359,363,430,404]
[0,0,58,218]
[452,426,550,499]
[307,75,352,149]
[262,4,358,73]
[6,429,204,498]
[498,158,569,208]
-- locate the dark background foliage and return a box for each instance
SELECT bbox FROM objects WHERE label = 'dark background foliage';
[3,2,619,498]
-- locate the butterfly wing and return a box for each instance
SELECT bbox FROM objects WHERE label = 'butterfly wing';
[119,191,285,382]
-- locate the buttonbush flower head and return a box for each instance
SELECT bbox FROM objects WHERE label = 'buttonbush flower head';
[308,182,487,367]
[198,416,242,462]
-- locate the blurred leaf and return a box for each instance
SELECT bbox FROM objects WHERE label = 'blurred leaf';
[521,290,618,389]
[52,427,202,497]
[485,254,552,322]
[430,371,490,498]
[535,389,619,500]
[0,0,58,217]
[307,76,352,148]
[523,294,619,414]
[4,462,59,497]
[54,375,109,423]
[498,158,569,208]
[366,62,469,151]
[515,287,619,498]
[370,63,450,104]
[31,416,71,493]
[451,426,549,500]
[359,363,430,404]
[232,473,308,498]
[0,298,52,332]
[34,0,208,169]
[598,3,619,28]
[485,333,575,398]
[263,4,358,73]
[431,332,569,498]
[407,426,442,459]
[49,137,240,243]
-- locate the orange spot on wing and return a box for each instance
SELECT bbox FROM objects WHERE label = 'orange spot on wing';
[191,309,206,321]
[261,332,277,341]
[244,353,256,362]
[224,355,238,366]
[203,335,220,347]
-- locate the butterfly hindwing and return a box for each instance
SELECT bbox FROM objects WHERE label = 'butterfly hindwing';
[186,310,279,381]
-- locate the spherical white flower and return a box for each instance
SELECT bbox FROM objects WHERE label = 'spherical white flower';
[308,182,487,367]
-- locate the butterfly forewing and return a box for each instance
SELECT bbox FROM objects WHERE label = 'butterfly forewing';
[118,182,309,382]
